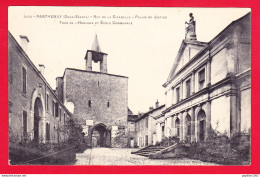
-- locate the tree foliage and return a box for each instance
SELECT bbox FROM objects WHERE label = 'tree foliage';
[64,119,85,147]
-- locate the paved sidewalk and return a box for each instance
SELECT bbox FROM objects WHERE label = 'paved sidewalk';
[74,147,218,165]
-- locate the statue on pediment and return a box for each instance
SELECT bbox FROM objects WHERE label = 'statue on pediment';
[185,13,197,40]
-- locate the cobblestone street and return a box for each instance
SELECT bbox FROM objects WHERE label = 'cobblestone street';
[74,147,218,165]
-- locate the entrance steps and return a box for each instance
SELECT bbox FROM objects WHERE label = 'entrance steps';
[132,143,188,158]
[131,145,167,157]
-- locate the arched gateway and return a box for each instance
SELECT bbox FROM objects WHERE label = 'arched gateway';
[90,123,111,147]
[33,97,43,141]
[31,88,46,143]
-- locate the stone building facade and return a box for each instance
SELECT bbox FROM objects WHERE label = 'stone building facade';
[127,101,165,148]
[136,102,165,147]
[155,12,251,143]
[8,32,72,144]
[127,111,138,148]
[56,35,129,147]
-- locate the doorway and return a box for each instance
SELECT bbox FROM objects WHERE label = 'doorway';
[33,97,43,142]
[91,123,110,147]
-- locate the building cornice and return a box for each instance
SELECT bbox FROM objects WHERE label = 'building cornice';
[64,68,128,79]
[162,75,236,115]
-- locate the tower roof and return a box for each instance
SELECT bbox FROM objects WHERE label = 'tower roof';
[91,34,101,52]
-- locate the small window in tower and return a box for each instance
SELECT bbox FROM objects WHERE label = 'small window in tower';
[107,101,110,108]
[98,81,99,87]
[88,100,91,108]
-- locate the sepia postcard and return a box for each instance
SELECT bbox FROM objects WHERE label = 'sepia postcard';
[8,6,251,166]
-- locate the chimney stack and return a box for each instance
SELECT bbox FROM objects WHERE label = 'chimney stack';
[19,35,29,53]
[155,100,159,108]
[39,64,45,76]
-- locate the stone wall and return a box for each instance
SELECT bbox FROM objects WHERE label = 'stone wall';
[63,68,128,147]
[8,33,71,144]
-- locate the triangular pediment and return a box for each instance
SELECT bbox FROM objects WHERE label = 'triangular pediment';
[166,40,207,84]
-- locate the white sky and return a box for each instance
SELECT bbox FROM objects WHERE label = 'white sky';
[8,7,250,114]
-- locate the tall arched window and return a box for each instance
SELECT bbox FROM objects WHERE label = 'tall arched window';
[198,110,206,141]
[185,114,191,143]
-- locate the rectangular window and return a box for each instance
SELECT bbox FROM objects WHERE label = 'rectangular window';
[22,67,27,94]
[176,87,180,103]
[52,101,55,116]
[55,103,59,117]
[64,113,66,124]
[46,94,49,111]
[145,118,148,128]
[59,108,61,121]
[186,79,191,97]
[23,110,27,138]
[198,69,205,90]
